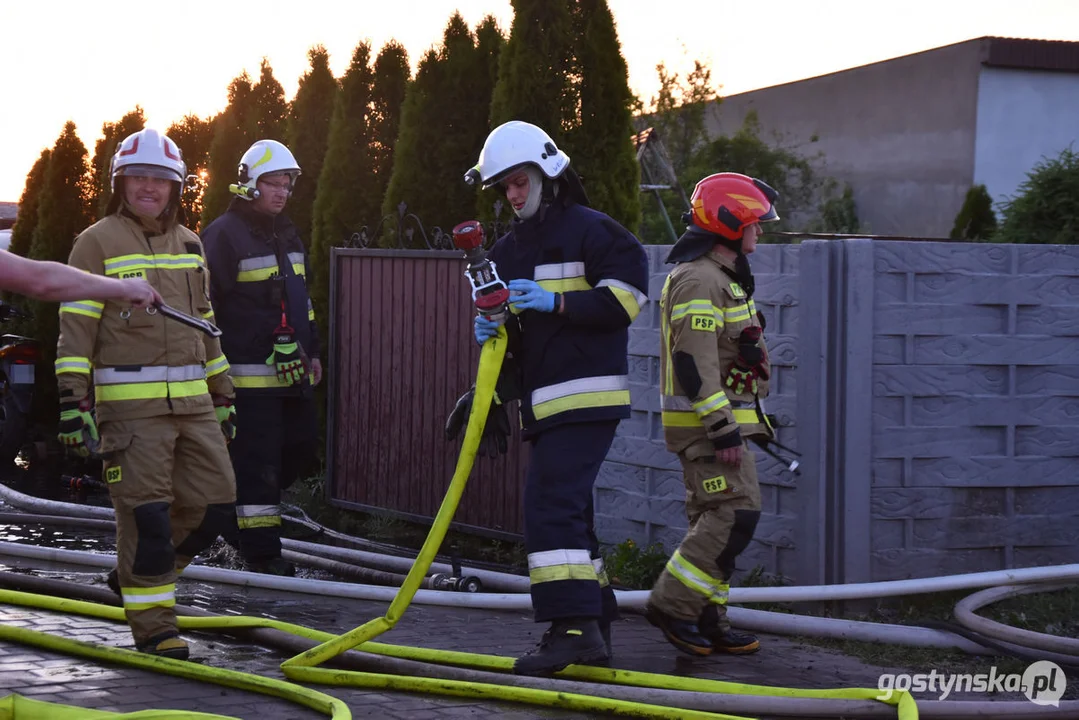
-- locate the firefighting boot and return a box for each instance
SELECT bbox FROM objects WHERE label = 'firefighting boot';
[513,619,609,676]
[136,632,189,661]
[245,557,296,577]
[600,620,612,659]
[699,603,760,654]
[645,602,713,656]
[106,569,120,599]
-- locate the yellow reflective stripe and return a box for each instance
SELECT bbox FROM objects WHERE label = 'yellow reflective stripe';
[205,355,230,378]
[692,390,730,416]
[532,390,629,420]
[95,379,208,403]
[531,376,631,421]
[662,410,701,427]
[663,407,759,428]
[237,515,282,529]
[291,262,305,277]
[237,266,280,282]
[530,564,599,584]
[661,277,673,394]
[121,584,176,610]
[670,299,712,321]
[55,357,91,375]
[308,308,316,321]
[202,309,215,321]
[59,300,104,319]
[666,550,729,604]
[103,253,203,277]
[724,303,752,323]
[528,549,598,585]
[733,407,759,425]
[536,277,591,293]
[592,558,610,588]
[233,376,291,389]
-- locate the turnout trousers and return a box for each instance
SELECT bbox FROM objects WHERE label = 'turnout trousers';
[100,411,236,646]
[649,439,762,630]
[525,420,620,625]
[228,393,319,563]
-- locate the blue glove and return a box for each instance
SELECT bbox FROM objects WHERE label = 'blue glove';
[508,279,556,313]
[474,315,501,344]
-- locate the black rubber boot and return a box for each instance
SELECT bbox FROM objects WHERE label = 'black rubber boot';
[244,557,296,577]
[646,602,713,656]
[700,603,760,654]
[106,569,120,598]
[136,632,189,660]
[513,619,609,676]
[600,620,612,659]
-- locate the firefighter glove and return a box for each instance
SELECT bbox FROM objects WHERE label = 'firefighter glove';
[475,315,501,344]
[58,397,98,458]
[444,386,511,459]
[725,327,767,395]
[213,395,237,442]
[508,279,556,313]
[265,325,307,385]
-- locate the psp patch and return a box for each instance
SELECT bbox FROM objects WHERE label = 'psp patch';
[105,466,122,484]
[702,475,727,494]
[691,316,716,332]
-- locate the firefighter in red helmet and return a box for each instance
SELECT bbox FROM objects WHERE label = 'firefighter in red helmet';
[646,172,780,656]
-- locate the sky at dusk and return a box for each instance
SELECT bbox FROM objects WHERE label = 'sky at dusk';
[2,0,1078,201]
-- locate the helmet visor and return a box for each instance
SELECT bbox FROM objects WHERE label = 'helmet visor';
[117,164,182,184]
[759,205,780,223]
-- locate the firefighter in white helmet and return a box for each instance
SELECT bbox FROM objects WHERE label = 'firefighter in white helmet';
[201,139,322,577]
[56,128,238,660]
[447,120,650,676]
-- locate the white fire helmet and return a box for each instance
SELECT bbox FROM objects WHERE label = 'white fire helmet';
[110,128,187,193]
[463,121,569,189]
[231,140,301,200]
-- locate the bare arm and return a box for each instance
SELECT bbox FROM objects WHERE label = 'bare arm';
[0,252,161,306]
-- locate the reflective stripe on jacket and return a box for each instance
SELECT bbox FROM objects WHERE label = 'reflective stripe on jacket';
[56,212,234,422]
[487,201,650,436]
[201,199,320,396]
[659,251,772,453]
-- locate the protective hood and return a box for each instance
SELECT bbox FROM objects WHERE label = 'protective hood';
[665,225,718,264]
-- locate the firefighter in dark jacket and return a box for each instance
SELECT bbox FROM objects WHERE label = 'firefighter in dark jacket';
[445,121,650,677]
[201,140,322,576]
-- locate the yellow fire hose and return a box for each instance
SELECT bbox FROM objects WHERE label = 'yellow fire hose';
[0,326,919,719]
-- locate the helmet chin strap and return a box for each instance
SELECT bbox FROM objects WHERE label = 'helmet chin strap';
[513,167,545,219]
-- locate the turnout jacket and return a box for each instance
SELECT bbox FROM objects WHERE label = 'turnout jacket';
[56,211,234,423]
[201,199,320,396]
[659,250,773,453]
[488,200,649,437]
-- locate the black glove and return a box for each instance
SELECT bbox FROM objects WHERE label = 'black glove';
[445,386,511,459]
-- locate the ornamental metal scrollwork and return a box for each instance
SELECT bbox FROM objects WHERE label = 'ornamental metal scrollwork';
[347,200,513,250]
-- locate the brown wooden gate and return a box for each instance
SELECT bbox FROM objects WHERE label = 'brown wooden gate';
[326,248,528,538]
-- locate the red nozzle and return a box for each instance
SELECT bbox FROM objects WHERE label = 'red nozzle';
[452,220,484,251]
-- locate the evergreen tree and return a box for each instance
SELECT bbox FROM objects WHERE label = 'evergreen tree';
[950,184,997,241]
[489,0,576,136]
[251,57,289,141]
[368,40,410,233]
[382,49,442,231]
[167,114,216,231]
[89,107,145,219]
[995,147,1079,244]
[26,122,93,424]
[7,150,50,261]
[287,45,339,247]
[383,14,504,232]
[200,72,255,227]
[310,40,376,349]
[572,0,640,231]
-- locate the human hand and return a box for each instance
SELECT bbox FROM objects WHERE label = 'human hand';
[715,445,743,466]
[119,279,162,308]
[507,279,556,313]
[474,315,502,344]
[310,358,323,387]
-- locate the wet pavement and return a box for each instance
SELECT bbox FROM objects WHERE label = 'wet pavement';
[0,495,1069,718]
[0,555,922,720]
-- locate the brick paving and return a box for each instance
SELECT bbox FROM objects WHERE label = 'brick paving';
[0,562,1068,718]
